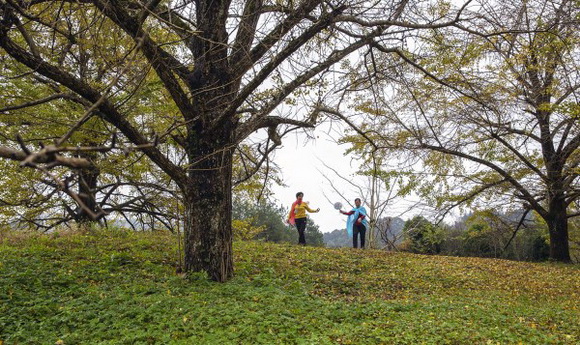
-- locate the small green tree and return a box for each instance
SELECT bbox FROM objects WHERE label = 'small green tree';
[305,218,325,247]
[402,216,444,254]
[232,218,265,241]
[463,222,495,257]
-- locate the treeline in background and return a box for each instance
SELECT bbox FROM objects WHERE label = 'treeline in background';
[233,201,579,263]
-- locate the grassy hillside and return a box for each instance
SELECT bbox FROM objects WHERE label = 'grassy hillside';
[1,230,578,344]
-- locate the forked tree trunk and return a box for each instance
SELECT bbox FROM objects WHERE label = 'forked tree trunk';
[545,199,571,262]
[183,129,235,282]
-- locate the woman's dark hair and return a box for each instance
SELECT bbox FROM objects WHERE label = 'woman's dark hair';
[296,192,304,198]
[355,198,361,202]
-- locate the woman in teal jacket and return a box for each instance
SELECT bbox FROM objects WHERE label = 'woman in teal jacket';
[340,198,369,248]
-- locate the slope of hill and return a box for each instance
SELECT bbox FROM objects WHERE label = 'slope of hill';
[1,230,578,344]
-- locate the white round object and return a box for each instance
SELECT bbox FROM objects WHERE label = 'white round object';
[333,202,342,210]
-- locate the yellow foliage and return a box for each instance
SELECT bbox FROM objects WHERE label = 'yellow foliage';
[232,218,265,241]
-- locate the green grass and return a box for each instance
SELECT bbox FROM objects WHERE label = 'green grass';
[1,230,579,344]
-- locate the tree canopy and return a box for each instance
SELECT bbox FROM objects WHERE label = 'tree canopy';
[1,0,473,280]
[337,0,579,262]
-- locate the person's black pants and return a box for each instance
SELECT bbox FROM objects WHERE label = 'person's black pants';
[295,218,307,245]
[353,223,366,248]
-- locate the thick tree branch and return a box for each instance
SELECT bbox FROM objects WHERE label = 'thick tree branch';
[490,132,549,182]
[235,116,315,141]
[561,133,580,162]
[232,30,383,137]
[0,145,94,169]
[0,93,76,112]
[316,106,378,150]
[419,142,547,217]
[0,33,188,188]
[226,4,349,122]
[234,0,322,75]
[438,178,509,222]
[230,0,263,66]
[92,0,194,116]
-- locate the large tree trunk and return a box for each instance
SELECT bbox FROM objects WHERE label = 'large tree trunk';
[183,127,235,282]
[77,165,100,224]
[545,199,571,262]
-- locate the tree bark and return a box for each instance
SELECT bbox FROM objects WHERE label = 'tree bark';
[183,125,235,282]
[76,149,100,224]
[77,165,100,224]
[545,199,571,262]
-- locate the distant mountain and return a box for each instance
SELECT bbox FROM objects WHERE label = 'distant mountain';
[323,228,350,248]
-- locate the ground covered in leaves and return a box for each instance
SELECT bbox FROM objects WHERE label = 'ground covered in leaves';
[1,230,578,344]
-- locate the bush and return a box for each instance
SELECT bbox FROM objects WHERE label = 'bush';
[402,216,444,254]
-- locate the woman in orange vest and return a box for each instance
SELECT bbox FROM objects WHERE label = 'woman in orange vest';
[287,192,320,245]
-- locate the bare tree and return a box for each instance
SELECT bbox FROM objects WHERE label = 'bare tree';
[319,153,418,249]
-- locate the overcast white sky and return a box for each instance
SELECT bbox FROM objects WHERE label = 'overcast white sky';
[269,122,431,233]
[270,125,355,232]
